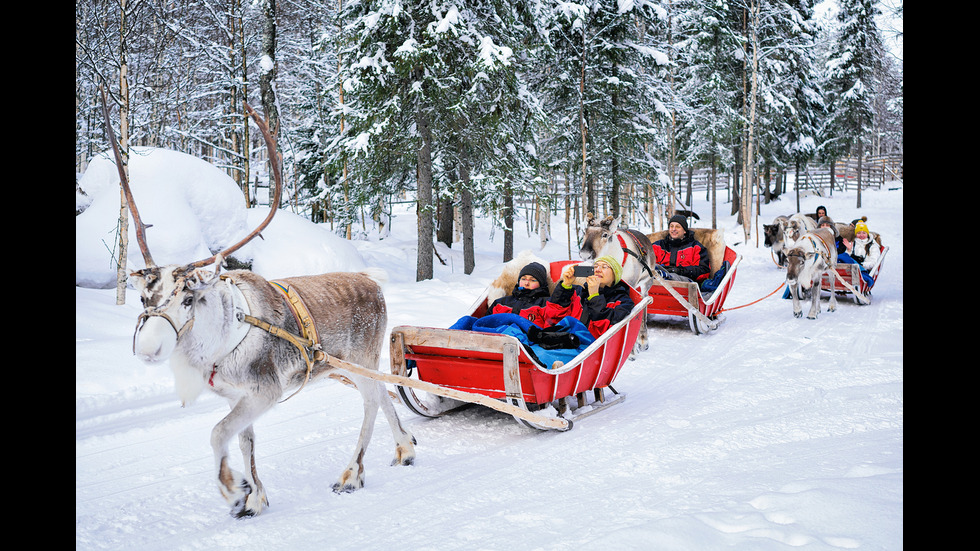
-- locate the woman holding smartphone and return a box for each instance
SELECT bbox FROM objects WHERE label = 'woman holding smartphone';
[546,255,635,338]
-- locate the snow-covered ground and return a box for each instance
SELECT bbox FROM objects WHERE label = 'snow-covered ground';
[76,150,902,550]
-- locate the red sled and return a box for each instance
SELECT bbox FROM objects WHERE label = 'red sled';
[820,245,889,305]
[645,228,742,334]
[389,260,651,431]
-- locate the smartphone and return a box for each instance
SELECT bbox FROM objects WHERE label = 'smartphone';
[573,265,594,278]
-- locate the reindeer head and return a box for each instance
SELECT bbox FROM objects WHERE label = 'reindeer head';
[131,265,217,363]
[784,240,819,289]
[579,213,620,261]
[763,224,781,247]
[102,97,281,364]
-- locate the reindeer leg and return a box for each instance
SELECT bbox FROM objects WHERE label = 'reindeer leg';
[333,374,382,493]
[790,283,803,318]
[212,395,275,518]
[807,278,820,319]
[238,425,269,515]
[827,269,838,312]
[375,378,417,467]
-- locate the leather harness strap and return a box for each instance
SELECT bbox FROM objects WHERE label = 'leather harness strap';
[617,232,654,277]
[220,276,325,402]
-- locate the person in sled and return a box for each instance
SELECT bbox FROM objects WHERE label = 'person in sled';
[817,215,857,264]
[846,220,882,288]
[485,261,552,328]
[547,256,635,338]
[651,214,711,284]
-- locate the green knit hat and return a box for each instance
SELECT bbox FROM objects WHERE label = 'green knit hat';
[595,255,623,285]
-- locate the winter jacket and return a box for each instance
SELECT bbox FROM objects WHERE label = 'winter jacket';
[545,280,635,338]
[849,236,881,271]
[486,285,552,328]
[652,232,711,283]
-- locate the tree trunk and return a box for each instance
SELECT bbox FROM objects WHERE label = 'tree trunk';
[742,0,760,244]
[415,101,434,280]
[685,167,693,207]
[710,153,717,229]
[502,180,514,263]
[230,0,250,206]
[437,193,453,247]
[460,174,475,274]
[259,0,280,210]
[580,26,593,217]
[794,160,802,213]
[856,142,864,209]
[115,0,131,306]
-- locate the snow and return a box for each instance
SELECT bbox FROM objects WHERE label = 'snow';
[76,149,902,550]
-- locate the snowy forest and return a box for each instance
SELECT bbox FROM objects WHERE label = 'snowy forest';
[75,0,903,282]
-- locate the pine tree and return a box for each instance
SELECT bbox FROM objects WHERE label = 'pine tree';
[538,0,671,222]
[822,0,884,208]
[672,0,744,227]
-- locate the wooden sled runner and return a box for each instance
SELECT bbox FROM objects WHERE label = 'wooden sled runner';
[820,245,889,305]
[388,260,652,431]
[645,228,742,334]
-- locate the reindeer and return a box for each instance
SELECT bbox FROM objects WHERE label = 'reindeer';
[782,213,817,250]
[107,98,416,518]
[763,215,790,266]
[578,213,654,352]
[785,227,838,319]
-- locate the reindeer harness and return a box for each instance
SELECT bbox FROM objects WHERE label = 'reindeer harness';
[240,279,326,402]
[616,232,654,277]
[213,276,326,402]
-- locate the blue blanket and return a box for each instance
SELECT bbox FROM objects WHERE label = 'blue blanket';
[449,313,596,369]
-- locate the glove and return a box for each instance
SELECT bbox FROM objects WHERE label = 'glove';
[528,325,580,350]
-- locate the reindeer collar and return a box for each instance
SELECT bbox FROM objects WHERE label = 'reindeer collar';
[617,233,654,277]
[227,280,325,402]
[219,276,252,358]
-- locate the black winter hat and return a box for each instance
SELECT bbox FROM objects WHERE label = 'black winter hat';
[669,214,689,232]
[518,262,549,288]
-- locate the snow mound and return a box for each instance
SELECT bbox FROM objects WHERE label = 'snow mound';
[75,147,366,287]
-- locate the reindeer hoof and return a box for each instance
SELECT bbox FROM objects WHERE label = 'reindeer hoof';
[332,468,364,494]
[794,311,803,318]
[391,444,416,466]
[229,480,265,519]
[392,455,415,467]
[332,481,361,494]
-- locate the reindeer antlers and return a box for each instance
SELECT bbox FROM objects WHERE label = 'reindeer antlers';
[100,86,156,268]
[103,91,283,273]
[185,102,283,270]
[585,212,616,229]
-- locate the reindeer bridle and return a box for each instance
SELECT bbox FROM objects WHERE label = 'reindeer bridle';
[133,273,195,352]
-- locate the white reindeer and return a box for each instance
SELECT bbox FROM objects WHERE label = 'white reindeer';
[113,101,416,518]
[782,213,818,251]
[578,213,654,352]
[785,227,838,320]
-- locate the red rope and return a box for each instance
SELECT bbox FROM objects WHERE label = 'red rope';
[720,282,786,312]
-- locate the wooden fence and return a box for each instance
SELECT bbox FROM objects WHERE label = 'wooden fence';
[671,153,903,199]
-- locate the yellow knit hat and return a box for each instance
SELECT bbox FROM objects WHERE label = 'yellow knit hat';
[854,220,869,234]
[595,255,623,285]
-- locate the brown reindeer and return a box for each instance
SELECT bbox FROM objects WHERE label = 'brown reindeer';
[108,98,416,518]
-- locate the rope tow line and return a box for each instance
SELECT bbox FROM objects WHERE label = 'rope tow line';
[719,281,786,312]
